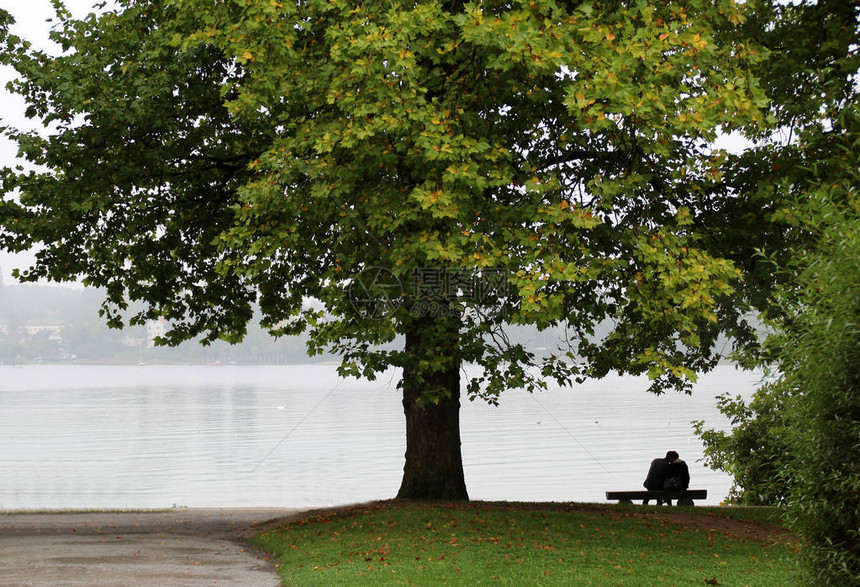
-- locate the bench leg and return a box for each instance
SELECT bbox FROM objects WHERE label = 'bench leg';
[618,499,633,505]
[677,498,694,506]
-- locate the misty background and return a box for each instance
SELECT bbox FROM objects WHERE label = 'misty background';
[0,278,577,365]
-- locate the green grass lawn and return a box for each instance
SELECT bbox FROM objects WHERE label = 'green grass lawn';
[250,501,798,586]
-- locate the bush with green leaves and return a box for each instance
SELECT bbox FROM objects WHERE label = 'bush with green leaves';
[780,182,859,586]
[699,106,858,583]
[691,1,859,582]
[693,379,795,506]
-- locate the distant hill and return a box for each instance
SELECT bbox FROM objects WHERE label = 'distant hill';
[0,284,324,364]
[1,283,747,366]
[2,284,103,324]
[0,283,580,365]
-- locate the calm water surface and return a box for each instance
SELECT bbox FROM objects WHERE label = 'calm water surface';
[0,364,762,509]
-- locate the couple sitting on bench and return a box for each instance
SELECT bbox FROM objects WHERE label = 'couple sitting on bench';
[643,450,690,505]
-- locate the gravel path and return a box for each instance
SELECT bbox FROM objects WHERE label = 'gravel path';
[0,508,309,586]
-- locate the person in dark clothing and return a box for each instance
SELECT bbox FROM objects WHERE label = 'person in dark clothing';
[660,452,690,505]
[665,456,690,490]
[642,451,678,505]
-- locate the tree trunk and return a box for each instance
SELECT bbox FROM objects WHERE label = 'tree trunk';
[396,316,469,500]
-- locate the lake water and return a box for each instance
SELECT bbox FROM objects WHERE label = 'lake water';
[0,364,762,509]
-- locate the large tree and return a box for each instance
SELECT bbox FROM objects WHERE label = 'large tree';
[2,0,767,499]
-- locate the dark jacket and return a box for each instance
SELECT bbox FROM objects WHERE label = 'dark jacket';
[643,458,672,490]
[667,459,690,490]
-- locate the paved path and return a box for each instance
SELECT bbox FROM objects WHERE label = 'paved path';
[0,508,308,586]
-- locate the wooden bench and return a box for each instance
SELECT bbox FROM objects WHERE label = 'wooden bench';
[606,489,707,506]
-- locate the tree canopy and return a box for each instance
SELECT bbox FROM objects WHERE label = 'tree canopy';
[2,0,770,499]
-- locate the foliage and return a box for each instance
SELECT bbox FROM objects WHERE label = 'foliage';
[778,121,860,586]
[693,379,795,506]
[250,501,798,586]
[0,0,768,393]
[692,1,859,582]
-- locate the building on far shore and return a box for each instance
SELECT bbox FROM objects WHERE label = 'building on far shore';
[21,324,64,342]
